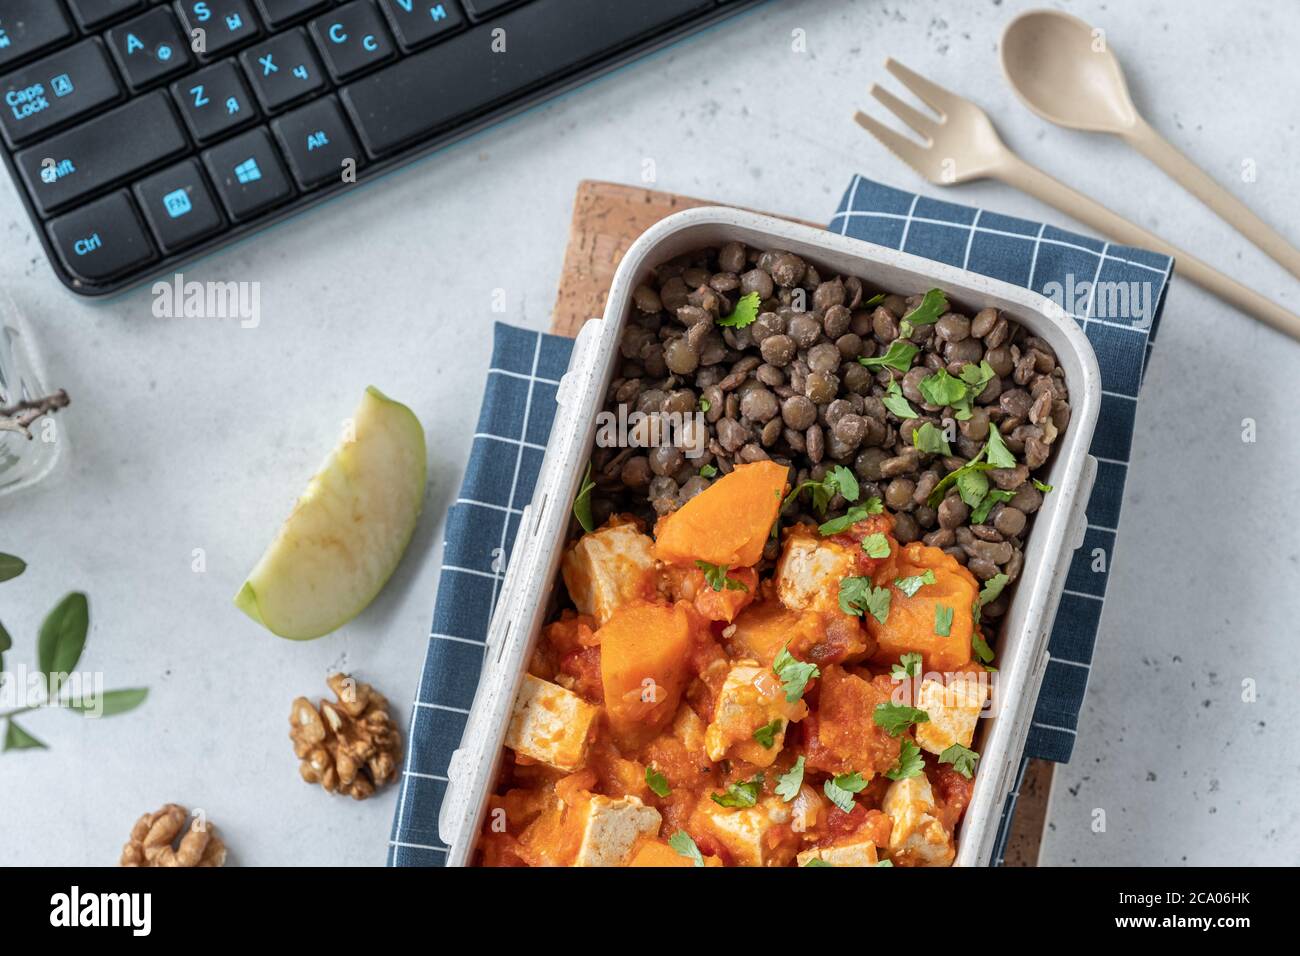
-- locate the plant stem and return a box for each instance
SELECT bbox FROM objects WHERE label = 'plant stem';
[0,389,70,439]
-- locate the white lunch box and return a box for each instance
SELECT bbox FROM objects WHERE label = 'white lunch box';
[438,206,1101,867]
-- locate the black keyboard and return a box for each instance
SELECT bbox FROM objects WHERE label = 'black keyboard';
[0,0,761,296]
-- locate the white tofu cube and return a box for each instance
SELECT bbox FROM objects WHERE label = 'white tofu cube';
[797,839,880,867]
[704,662,805,767]
[572,795,662,867]
[881,772,955,867]
[561,518,659,625]
[700,797,794,867]
[775,527,857,616]
[504,673,599,772]
[914,675,988,756]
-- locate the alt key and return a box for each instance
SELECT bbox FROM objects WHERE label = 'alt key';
[47,191,156,286]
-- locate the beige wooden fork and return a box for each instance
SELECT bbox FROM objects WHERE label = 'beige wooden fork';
[853,59,1300,343]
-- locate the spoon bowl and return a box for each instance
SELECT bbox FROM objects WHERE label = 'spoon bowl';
[1000,9,1137,133]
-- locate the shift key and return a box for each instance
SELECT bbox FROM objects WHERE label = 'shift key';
[15,92,188,216]
[0,40,123,148]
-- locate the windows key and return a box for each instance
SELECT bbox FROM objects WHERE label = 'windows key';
[271,96,364,190]
[201,127,294,221]
[133,159,225,253]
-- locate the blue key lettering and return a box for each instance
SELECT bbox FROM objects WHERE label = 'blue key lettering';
[430,4,447,22]
[225,13,243,32]
[74,233,103,256]
[363,34,378,52]
[0,28,10,51]
[226,96,240,114]
[194,2,211,22]
[259,54,277,74]
[292,64,309,80]
[51,74,74,98]
[126,33,144,55]
[191,84,209,107]
[396,0,412,12]
[329,23,347,44]
[157,44,174,61]
[234,157,261,184]
[41,158,76,183]
[306,130,329,150]
[7,84,50,121]
[162,189,193,218]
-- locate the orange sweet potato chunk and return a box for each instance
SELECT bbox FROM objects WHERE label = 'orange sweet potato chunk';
[626,839,723,867]
[598,601,696,745]
[868,543,979,672]
[653,461,789,568]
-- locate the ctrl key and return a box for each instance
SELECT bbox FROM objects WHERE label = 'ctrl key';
[47,191,155,287]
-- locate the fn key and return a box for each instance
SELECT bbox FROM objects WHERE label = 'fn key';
[47,191,155,286]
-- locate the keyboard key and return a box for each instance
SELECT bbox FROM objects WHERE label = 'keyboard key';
[460,0,524,20]
[47,190,155,285]
[271,95,363,189]
[309,1,396,81]
[133,158,224,252]
[253,0,330,30]
[14,91,188,215]
[106,8,194,90]
[171,59,258,143]
[342,0,713,156]
[176,0,262,60]
[0,40,123,149]
[377,0,464,52]
[64,0,147,32]
[201,126,293,220]
[239,28,324,111]
[0,0,74,72]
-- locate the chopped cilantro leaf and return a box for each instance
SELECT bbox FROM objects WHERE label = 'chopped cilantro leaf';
[1033,478,1053,493]
[876,860,895,867]
[934,604,954,636]
[956,467,991,508]
[978,572,1009,608]
[891,652,923,680]
[774,645,821,703]
[699,463,718,478]
[804,858,833,868]
[711,774,764,808]
[717,291,762,329]
[885,738,925,781]
[957,360,997,395]
[645,766,671,797]
[694,559,749,593]
[776,756,805,802]
[818,498,883,535]
[901,288,948,327]
[823,772,868,812]
[912,421,953,456]
[939,743,980,779]
[985,422,1016,468]
[668,830,705,867]
[752,718,784,749]
[873,702,930,737]
[698,396,711,413]
[894,569,936,597]
[859,339,919,372]
[970,488,1015,524]
[861,532,891,559]
[863,292,887,307]
[883,379,919,418]
[918,369,967,407]
[573,461,596,533]
[839,576,891,624]
[971,630,996,665]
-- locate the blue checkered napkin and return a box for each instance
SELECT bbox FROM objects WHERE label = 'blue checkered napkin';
[388,177,1173,867]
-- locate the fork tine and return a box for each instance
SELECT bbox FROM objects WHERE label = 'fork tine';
[852,110,936,182]
[869,83,939,141]
[884,58,957,116]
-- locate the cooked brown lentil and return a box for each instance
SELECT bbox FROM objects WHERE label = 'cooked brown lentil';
[587,244,1072,625]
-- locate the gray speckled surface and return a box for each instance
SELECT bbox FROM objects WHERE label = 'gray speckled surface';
[1,0,1296,866]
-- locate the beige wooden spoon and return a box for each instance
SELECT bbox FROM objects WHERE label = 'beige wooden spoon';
[1001,9,1300,281]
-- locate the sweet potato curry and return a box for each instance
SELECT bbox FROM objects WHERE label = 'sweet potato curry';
[478,461,997,868]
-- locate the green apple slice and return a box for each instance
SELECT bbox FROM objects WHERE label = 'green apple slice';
[235,386,427,640]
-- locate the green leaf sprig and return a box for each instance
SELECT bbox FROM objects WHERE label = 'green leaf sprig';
[0,558,147,752]
[717,291,762,329]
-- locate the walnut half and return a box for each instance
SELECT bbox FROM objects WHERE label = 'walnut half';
[120,804,226,867]
[290,673,401,800]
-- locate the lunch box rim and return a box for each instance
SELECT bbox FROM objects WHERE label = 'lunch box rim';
[439,205,1103,867]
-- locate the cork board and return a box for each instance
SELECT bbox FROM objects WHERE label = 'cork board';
[547,179,1052,866]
